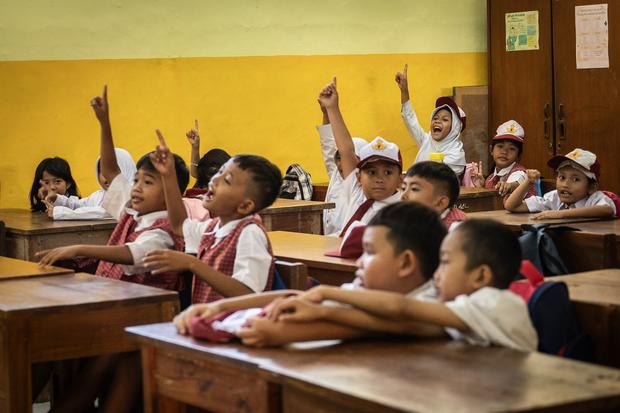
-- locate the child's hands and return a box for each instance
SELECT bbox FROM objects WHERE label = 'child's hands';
[318,77,339,110]
[267,296,326,323]
[395,64,409,92]
[37,179,53,200]
[37,246,79,267]
[43,199,55,218]
[531,210,567,220]
[150,130,176,176]
[470,161,485,187]
[143,249,195,274]
[526,169,541,183]
[90,85,109,124]
[495,180,518,196]
[173,302,223,335]
[237,317,282,347]
[186,119,200,149]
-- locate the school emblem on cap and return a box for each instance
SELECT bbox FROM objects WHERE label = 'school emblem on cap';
[566,149,581,160]
[371,139,386,151]
[506,123,517,133]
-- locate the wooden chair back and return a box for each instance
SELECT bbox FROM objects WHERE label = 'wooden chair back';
[275,260,308,290]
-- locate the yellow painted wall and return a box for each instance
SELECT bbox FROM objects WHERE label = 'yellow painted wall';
[0,1,487,209]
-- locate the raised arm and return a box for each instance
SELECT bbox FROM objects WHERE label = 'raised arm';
[91,85,121,182]
[320,77,357,178]
[186,119,201,179]
[151,130,188,235]
[505,169,539,212]
[395,64,410,104]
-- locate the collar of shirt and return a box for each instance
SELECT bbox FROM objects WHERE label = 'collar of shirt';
[124,207,168,231]
[493,162,517,178]
[208,215,255,240]
[372,191,402,210]
[559,195,590,210]
[439,207,451,220]
[406,279,437,300]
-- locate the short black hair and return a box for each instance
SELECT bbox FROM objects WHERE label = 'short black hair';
[195,148,231,188]
[368,202,447,280]
[136,152,190,194]
[233,154,282,212]
[455,219,521,289]
[30,157,80,212]
[406,161,460,207]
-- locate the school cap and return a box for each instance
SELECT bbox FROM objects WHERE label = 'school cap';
[494,120,525,143]
[547,148,600,180]
[433,96,467,131]
[357,137,403,170]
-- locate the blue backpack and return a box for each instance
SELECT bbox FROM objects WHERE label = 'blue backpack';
[510,261,593,361]
[519,224,569,276]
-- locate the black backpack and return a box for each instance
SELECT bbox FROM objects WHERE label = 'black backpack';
[279,164,313,200]
[519,224,568,276]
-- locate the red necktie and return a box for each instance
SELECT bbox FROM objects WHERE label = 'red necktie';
[339,199,375,237]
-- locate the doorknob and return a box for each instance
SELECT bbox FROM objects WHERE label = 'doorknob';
[557,103,566,150]
[543,103,552,150]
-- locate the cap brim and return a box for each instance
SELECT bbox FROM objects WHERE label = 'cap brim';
[357,155,402,170]
[493,134,524,143]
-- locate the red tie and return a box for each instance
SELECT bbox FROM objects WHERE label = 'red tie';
[339,199,375,237]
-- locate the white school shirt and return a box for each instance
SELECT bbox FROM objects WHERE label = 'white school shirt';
[317,124,345,235]
[445,287,538,352]
[52,190,112,220]
[489,162,527,184]
[525,190,616,215]
[401,100,466,176]
[327,170,402,236]
[101,174,175,275]
[182,216,272,293]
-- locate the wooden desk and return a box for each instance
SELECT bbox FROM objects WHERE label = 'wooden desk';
[128,322,620,413]
[260,199,334,235]
[0,256,73,280]
[0,209,116,261]
[269,231,356,286]
[0,273,178,412]
[456,187,503,212]
[466,209,603,229]
[551,269,620,368]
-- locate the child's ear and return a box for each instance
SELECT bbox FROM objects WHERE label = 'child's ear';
[472,264,494,289]
[237,198,256,215]
[436,194,450,212]
[397,249,417,278]
[588,180,598,195]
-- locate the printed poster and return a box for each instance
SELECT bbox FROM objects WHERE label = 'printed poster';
[575,4,609,69]
[506,11,539,51]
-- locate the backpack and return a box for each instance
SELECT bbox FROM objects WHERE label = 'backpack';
[518,224,568,276]
[279,164,313,200]
[510,260,594,361]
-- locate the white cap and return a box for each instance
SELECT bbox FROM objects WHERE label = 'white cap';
[357,137,402,169]
[548,148,600,180]
[494,120,525,143]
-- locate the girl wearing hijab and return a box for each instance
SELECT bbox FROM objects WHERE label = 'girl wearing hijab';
[395,64,466,176]
[45,148,137,220]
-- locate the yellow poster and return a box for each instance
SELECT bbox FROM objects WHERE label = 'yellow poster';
[505,11,539,51]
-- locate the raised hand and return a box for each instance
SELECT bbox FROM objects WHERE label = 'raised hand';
[90,85,109,124]
[471,161,485,187]
[43,198,55,218]
[318,76,339,110]
[395,64,409,92]
[186,119,200,148]
[526,169,541,183]
[150,129,175,176]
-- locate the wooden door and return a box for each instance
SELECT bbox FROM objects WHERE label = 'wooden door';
[552,0,620,194]
[488,0,556,178]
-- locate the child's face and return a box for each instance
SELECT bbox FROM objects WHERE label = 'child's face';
[355,225,404,292]
[358,160,402,201]
[41,171,69,196]
[130,168,166,214]
[430,108,453,141]
[433,231,484,302]
[98,171,111,191]
[202,159,254,222]
[400,175,445,213]
[491,140,519,169]
[555,165,594,205]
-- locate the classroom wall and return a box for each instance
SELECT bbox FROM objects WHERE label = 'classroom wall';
[0,0,487,208]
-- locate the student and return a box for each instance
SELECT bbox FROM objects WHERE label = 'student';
[37,86,189,292]
[317,99,368,235]
[401,161,466,229]
[186,119,231,193]
[143,132,282,304]
[319,77,402,237]
[395,64,466,175]
[45,148,136,220]
[471,120,534,198]
[29,157,80,212]
[505,148,616,219]
[173,202,446,345]
[268,219,537,352]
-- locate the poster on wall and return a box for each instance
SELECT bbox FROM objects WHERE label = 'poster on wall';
[505,11,539,51]
[575,4,609,69]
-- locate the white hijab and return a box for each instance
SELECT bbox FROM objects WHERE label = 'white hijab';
[96,148,137,187]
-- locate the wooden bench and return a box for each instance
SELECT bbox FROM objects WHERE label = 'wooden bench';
[0,273,178,412]
[260,199,335,235]
[127,322,620,413]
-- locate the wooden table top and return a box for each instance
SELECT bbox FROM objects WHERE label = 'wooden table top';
[128,322,620,413]
[262,199,335,214]
[0,273,178,313]
[268,231,357,272]
[467,209,609,228]
[0,256,73,280]
[551,269,620,307]
[558,219,620,236]
[0,209,116,235]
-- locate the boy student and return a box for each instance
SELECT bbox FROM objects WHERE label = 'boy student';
[269,219,537,352]
[505,148,616,219]
[401,161,466,229]
[320,77,403,237]
[143,131,282,303]
[173,202,446,346]
[37,86,189,292]
[395,64,466,176]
